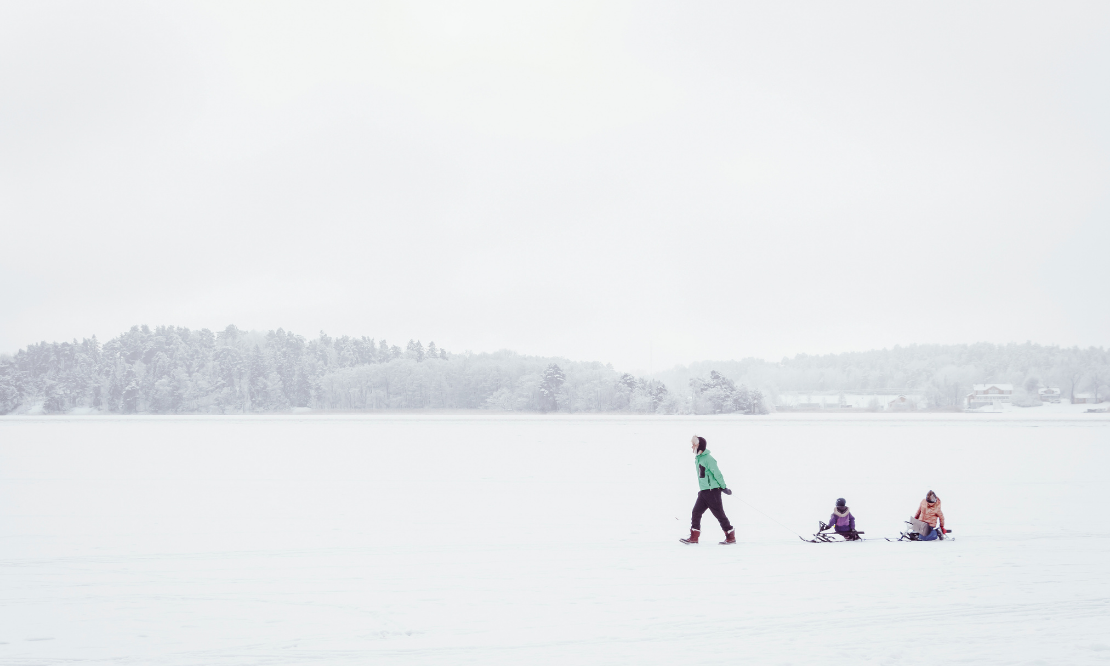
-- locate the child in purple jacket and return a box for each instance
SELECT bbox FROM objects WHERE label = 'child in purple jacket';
[824,498,858,539]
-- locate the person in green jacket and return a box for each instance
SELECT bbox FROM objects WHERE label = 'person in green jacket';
[680,436,736,545]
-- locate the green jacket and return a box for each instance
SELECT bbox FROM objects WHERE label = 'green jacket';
[695,450,727,490]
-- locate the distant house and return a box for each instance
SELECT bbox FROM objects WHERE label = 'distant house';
[967,383,1013,408]
[1072,393,1102,404]
[1038,387,1062,403]
[888,395,913,410]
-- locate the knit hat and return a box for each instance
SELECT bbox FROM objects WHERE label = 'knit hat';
[836,498,846,508]
[696,436,707,452]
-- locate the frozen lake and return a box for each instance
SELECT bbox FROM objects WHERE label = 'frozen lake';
[2,414,1109,665]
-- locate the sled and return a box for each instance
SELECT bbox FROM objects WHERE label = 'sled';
[801,521,864,543]
[888,521,953,542]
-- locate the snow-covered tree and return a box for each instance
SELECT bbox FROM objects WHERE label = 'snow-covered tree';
[539,363,565,411]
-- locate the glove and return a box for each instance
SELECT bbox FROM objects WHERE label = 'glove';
[722,488,732,495]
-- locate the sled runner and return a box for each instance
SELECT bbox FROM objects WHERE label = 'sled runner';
[801,521,864,543]
[888,521,953,542]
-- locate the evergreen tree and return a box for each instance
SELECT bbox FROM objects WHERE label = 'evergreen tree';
[540,363,566,411]
[650,380,668,410]
[120,368,141,414]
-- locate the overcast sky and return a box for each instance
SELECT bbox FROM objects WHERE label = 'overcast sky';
[2,2,1108,372]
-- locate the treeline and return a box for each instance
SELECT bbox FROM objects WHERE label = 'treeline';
[8,328,1092,415]
[0,324,765,415]
[657,342,1110,407]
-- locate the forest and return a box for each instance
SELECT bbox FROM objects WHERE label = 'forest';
[655,342,1110,407]
[2,327,1104,415]
[0,325,767,415]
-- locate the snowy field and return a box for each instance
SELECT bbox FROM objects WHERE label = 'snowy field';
[2,414,1109,665]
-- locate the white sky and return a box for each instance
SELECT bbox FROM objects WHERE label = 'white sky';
[2,1,1108,372]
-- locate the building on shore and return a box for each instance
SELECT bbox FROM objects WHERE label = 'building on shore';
[967,383,1013,409]
[1038,387,1062,403]
[888,395,914,410]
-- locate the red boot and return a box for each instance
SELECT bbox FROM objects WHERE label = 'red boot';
[719,528,736,545]
[679,528,700,544]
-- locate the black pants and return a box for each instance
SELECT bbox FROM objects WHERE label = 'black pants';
[691,488,732,532]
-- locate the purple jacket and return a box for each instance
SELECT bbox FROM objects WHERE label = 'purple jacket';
[828,511,856,532]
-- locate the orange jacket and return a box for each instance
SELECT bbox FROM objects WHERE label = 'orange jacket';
[914,498,945,530]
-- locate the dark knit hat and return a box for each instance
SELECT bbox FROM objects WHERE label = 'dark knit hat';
[836,497,846,507]
[696,436,707,452]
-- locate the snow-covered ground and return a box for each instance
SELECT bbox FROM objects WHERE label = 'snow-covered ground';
[1,414,1109,665]
[774,391,928,410]
[965,400,1108,415]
